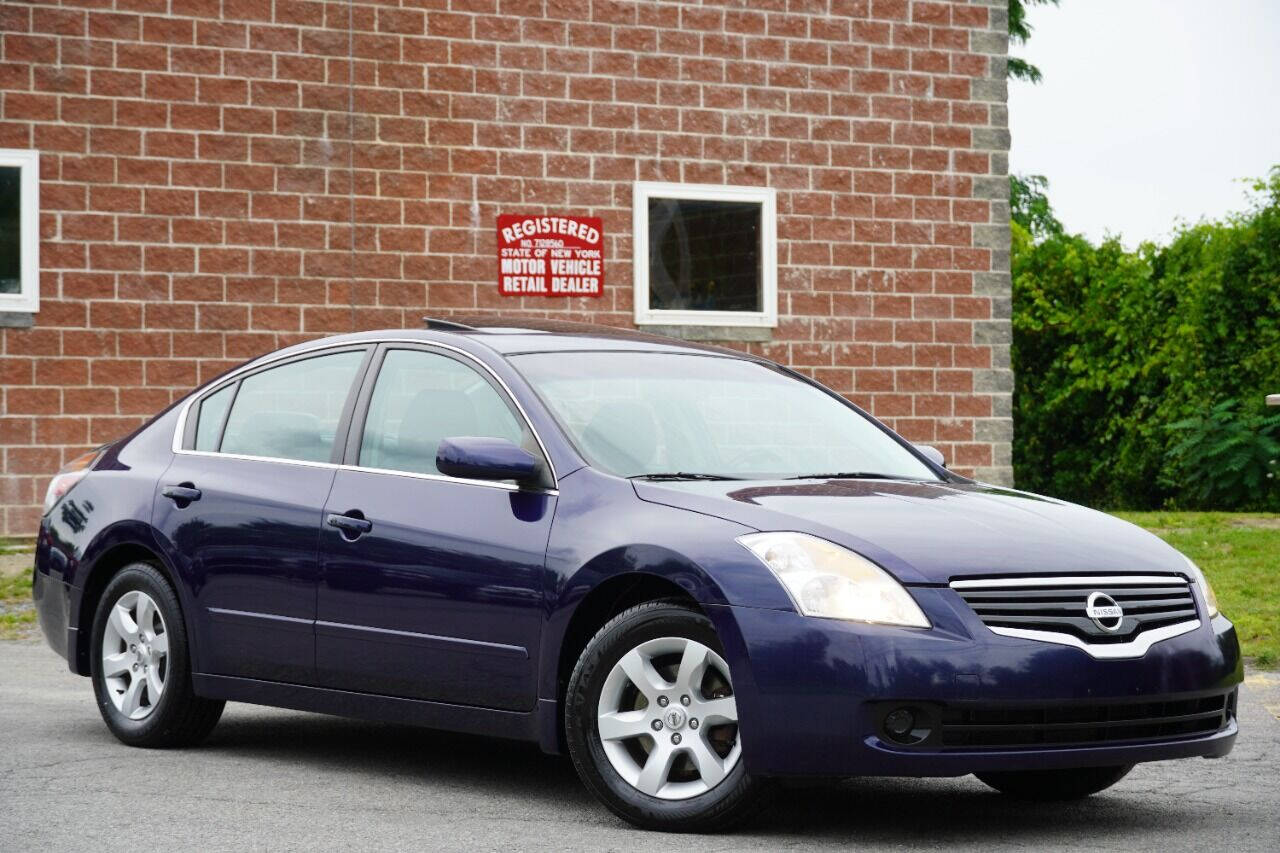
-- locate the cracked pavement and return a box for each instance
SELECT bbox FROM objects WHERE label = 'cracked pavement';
[2,641,1277,851]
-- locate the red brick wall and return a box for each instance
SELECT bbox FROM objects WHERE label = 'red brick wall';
[0,0,1012,537]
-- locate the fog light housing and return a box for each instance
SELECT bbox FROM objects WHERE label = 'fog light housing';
[884,708,915,739]
[879,705,933,746]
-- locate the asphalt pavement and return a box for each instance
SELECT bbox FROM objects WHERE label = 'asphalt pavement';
[2,640,1277,852]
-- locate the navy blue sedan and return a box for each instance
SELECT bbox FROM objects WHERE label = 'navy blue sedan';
[33,319,1240,832]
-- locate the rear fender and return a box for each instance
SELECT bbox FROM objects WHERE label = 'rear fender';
[66,521,195,677]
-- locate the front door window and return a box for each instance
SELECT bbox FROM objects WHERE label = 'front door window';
[357,349,529,477]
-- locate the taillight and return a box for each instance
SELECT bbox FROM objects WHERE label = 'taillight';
[42,450,101,515]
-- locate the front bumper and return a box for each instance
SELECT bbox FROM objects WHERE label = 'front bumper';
[709,586,1242,778]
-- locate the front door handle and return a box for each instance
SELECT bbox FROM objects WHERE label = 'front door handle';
[161,484,202,504]
[327,512,372,539]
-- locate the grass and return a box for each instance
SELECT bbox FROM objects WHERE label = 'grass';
[1114,512,1280,668]
[0,515,1275,666]
[0,567,36,640]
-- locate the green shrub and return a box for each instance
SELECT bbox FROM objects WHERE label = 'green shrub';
[1012,168,1280,510]
[1164,401,1280,510]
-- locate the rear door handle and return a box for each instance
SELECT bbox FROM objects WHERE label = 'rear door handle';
[326,512,372,539]
[161,484,202,503]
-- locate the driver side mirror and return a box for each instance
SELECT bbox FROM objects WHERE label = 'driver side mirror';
[436,437,542,486]
[915,444,946,469]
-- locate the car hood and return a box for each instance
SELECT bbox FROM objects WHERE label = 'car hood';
[632,478,1188,585]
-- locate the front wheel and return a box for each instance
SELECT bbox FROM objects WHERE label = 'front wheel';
[975,765,1134,800]
[564,601,769,832]
[89,562,224,748]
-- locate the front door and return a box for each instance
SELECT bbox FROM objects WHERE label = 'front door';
[315,346,555,711]
[154,347,369,683]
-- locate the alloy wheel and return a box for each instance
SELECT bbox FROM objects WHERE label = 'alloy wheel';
[100,590,168,720]
[595,636,741,800]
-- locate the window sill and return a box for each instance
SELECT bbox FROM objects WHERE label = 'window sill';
[0,311,34,328]
[637,324,773,343]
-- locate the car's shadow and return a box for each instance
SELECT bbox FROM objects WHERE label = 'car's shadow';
[195,709,1198,841]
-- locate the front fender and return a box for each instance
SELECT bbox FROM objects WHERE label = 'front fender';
[539,545,736,702]
[537,467,794,702]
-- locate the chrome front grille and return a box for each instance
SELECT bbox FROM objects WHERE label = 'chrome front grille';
[950,575,1202,658]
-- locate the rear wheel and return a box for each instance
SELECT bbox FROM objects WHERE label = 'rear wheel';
[90,562,224,748]
[975,765,1134,800]
[565,600,768,832]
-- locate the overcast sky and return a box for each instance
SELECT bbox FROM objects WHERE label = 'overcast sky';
[1008,0,1280,246]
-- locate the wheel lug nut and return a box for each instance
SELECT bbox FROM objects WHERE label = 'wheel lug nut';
[651,719,663,731]
[689,718,699,730]
[671,733,682,745]
[680,694,691,706]
[657,696,669,707]
[130,644,136,652]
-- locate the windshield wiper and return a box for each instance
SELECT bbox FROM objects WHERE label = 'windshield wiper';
[629,472,744,481]
[783,472,901,480]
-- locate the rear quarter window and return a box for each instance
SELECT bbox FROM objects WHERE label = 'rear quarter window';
[193,383,234,452]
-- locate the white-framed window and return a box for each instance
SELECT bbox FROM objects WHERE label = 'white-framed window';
[0,148,40,314]
[632,181,777,328]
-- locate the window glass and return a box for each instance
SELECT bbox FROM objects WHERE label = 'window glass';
[359,349,526,476]
[219,351,364,463]
[194,383,235,452]
[0,166,19,295]
[513,352,938,481]
[648,198,761,312]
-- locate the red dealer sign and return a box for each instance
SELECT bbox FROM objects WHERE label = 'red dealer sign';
[497,214,604,298]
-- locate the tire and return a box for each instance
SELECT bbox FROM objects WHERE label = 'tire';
[89,562,224,748]
[564,600,769,832]
[975,765,1134,800]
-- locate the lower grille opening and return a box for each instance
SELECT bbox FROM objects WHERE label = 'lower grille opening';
[938,692,1233,749]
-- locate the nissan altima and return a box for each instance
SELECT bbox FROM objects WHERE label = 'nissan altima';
[32,318,1240,832]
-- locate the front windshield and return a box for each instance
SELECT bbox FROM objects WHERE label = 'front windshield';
[512,351,939,481]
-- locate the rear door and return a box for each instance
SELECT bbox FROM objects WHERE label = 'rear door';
[154,346,370,683]
[314,344,556,710]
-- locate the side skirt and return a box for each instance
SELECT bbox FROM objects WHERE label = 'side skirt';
[193,673,555,747]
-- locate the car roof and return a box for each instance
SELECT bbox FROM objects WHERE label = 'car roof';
[281,318,756,359]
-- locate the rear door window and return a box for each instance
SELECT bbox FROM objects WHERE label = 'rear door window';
[218,351,365,463]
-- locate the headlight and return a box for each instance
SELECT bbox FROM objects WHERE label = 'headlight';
[737,532,930,627]
[1182,553,1221,618]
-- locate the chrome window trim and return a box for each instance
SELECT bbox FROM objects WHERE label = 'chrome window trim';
[174,449,337,471]
[162,449,556,495]
[345,463,555,495]
[170,337,560,491]
[949,575,1188,590]
[987,620,1202,660]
